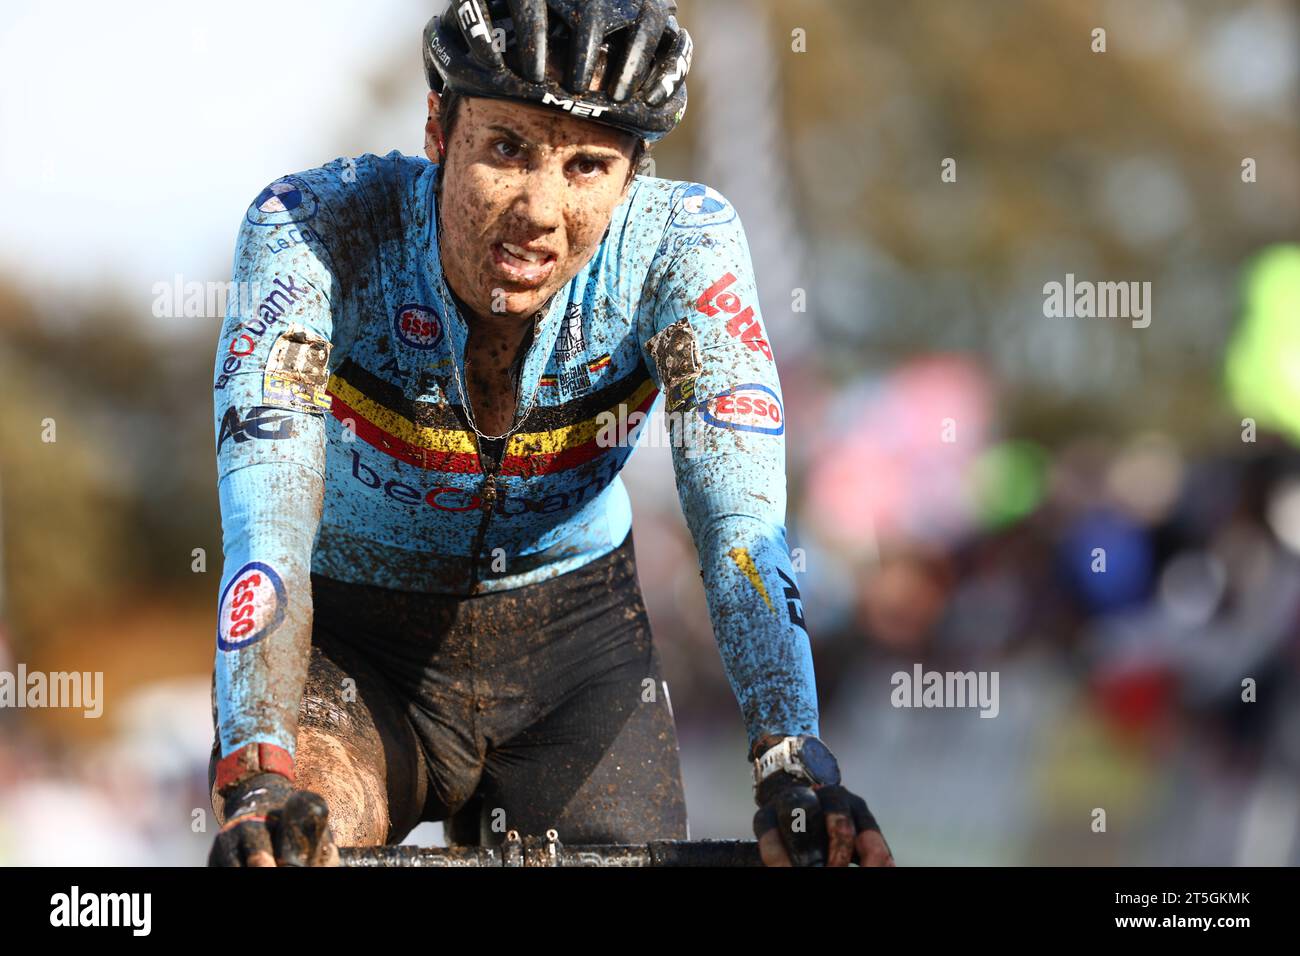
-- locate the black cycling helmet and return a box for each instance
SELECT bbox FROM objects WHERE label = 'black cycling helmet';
[423,0,692,143]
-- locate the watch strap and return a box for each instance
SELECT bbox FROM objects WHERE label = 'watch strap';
[753,736,811,788]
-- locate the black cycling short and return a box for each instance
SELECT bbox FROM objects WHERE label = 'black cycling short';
[208,532,688,846]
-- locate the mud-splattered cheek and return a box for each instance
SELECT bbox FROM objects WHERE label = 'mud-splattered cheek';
[562,202,612,278]
[443,180,492,284]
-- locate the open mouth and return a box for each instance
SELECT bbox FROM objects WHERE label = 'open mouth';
[491,241,558,287]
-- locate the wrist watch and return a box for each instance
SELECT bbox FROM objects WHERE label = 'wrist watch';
[752,735,841,790]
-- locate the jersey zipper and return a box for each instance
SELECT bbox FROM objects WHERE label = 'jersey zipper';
[465,331,529,591]
[461,306,545,593]
[467,468,498,591]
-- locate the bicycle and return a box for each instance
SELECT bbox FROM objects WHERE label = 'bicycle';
[340,829,762,867]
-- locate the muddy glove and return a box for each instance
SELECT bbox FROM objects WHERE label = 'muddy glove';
[750,735,896,867]
[209,771,338,868]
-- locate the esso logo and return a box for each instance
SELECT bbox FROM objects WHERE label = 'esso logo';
[395,305,443,350]
[217,562,286,651]
[700,384,785,436]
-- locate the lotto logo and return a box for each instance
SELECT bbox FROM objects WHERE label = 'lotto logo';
[696,273,773,361]
[217,562,286,651]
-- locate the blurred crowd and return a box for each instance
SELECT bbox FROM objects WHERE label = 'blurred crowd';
[624,349,1300,864]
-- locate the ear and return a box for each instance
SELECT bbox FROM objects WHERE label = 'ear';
[619,139,642,197]
[424,90,446,164]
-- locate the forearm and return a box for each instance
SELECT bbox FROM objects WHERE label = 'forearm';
[215,462,324,757]
[695,512,819,755]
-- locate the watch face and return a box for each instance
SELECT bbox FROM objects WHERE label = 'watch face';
[799,737,841,786]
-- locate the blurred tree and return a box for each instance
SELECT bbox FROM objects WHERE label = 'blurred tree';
[766,0,1298,439]
[0,279,219,651]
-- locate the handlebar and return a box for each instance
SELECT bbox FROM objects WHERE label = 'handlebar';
[340,829,762,867]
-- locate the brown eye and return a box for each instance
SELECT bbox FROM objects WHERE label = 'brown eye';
[574,157,606,177]
[494,141,522,159]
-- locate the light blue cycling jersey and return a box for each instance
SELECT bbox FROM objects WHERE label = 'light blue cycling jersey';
[212,150,817,761]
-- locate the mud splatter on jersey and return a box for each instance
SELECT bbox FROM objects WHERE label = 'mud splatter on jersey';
[213,151,817,761]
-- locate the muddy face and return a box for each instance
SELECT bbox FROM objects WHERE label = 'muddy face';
[433,94,637,323]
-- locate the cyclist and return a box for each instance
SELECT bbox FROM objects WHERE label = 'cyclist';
[207,0,893,868]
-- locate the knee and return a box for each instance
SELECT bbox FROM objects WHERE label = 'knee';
[294,729,391,847]
[208,730,391,845]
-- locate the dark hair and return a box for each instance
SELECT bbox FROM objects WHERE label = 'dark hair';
[437,89,649,184]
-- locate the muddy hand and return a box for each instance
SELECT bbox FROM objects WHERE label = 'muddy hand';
[753,774,895,868]
[209,772,340,867]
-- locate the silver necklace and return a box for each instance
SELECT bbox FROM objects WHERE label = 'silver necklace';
[450,314,544,443]
[436,184,546,445]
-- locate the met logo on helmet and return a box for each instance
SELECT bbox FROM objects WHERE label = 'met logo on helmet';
[542,92,609,119]
[456,1,490,42]
[660,32,693,98]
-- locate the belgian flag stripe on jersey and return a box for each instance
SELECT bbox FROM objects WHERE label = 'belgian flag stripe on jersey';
[326,357,660,476]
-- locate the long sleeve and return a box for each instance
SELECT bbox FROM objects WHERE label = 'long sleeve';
[212,177,338,758]
[637,186,818,754]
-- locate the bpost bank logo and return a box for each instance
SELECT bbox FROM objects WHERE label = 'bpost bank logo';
[700,384,784,435]
[395,304,444,350]
[348,449,618,517]
[246,178,319,227]
[670,183,736,230]
[217,562,287,651]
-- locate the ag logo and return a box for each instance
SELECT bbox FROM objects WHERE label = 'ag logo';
[395,304,444,350]
[669,182,736,230]
[218,406,298,450]
[777,568,807,632]
[217,562,286,651]
[246,178,319,227]
[699,383,784,435]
